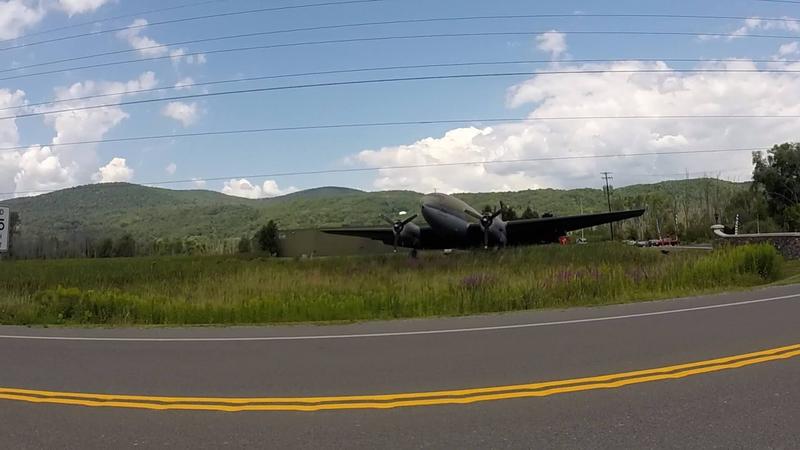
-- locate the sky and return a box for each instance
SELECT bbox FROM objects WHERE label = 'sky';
[2,0,800,199]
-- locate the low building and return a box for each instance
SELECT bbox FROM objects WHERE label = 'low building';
[278,229,394,257]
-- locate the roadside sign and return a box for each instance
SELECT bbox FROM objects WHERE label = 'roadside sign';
[0,206,8,252]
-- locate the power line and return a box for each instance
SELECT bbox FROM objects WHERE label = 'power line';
[0,0,234,45]
[0,146,768,197]
[0,17,655,75]
[0,72,550,121]
[11,68,800,123]
[0,0,388,52]
[10,13,800,75]
[1,116,796,154]
[7,8,800,55]
[5,29,800,84]
[10,69,798,121]
[9,63,800,115]
[1,17,548,76]
[0,71,553,121]
[0,33,550,83]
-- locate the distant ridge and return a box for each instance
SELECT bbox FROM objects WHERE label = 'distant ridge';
[2,178,746,241]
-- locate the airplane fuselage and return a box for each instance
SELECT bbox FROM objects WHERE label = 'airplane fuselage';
[420,193,507,247]
[420,193,477,239]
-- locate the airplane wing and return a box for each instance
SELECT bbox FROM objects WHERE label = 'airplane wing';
[505,209,645,245]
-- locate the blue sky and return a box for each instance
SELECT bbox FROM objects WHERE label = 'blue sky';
[2,0,800,199]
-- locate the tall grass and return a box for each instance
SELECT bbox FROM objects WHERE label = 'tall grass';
[0,243,783,325]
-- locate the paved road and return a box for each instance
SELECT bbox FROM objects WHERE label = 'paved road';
[1,285,799,448]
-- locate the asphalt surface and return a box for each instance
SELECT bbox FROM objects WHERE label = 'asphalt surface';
[1,285,799,448]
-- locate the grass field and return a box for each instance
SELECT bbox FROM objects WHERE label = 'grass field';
[0,243,784,326]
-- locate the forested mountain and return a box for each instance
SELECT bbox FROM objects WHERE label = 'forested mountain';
[2,179,748,258]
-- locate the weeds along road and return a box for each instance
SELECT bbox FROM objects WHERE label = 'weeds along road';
[1,284,799,449]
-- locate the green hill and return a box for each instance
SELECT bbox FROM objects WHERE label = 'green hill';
[2,178,747,257]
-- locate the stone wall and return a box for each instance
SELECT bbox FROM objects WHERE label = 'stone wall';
[714,235,800,259]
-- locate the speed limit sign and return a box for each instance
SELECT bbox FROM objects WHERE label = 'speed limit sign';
[0,206,8,253]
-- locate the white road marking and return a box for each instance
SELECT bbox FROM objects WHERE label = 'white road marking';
[0,292,797,343]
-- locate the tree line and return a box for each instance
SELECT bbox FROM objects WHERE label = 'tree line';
[483,143,800,242]
[6,142,800,258]
[4,219,281,260]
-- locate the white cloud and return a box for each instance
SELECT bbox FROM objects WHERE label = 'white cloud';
[57,0,110,16]
[222,179,297,199]
[0,88,25,147]
[161,101,199,126]
[0,89,27,197]
[174,77,195,90]
[169,48,185,63]
[116,18,169,57]
[117,18,199,63]
[536,31,567,59]
[167,48,204,66]
[165,162,177,175]
[779,41,799,56]
[349,59,800,193]
[222,179,262,199]
[46,72,157,144]
[0,152,21,198]
[728,16,800,40]
[185,53,207,65]
[261,180,297,197]
[0,0,111,40]
[0,0,45,40]
[0,91,75,196]
[92,157,133,183]
[13,146,76,194]
[0,72,157,198]
[191,178,207,188]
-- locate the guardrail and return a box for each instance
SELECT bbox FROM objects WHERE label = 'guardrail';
[710,224,800,239]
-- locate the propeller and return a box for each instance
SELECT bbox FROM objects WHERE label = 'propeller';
[465,203,504,249]
[381,213,418,252]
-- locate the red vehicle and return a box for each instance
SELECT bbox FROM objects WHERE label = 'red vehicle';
[648,237,679,247]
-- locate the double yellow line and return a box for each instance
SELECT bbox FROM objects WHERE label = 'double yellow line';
[1,343,798,412]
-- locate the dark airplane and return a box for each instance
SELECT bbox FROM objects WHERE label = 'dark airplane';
[322,193,645,252]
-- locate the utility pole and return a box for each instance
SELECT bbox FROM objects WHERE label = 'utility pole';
[601,172,614,240]
[639,203,647,241]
